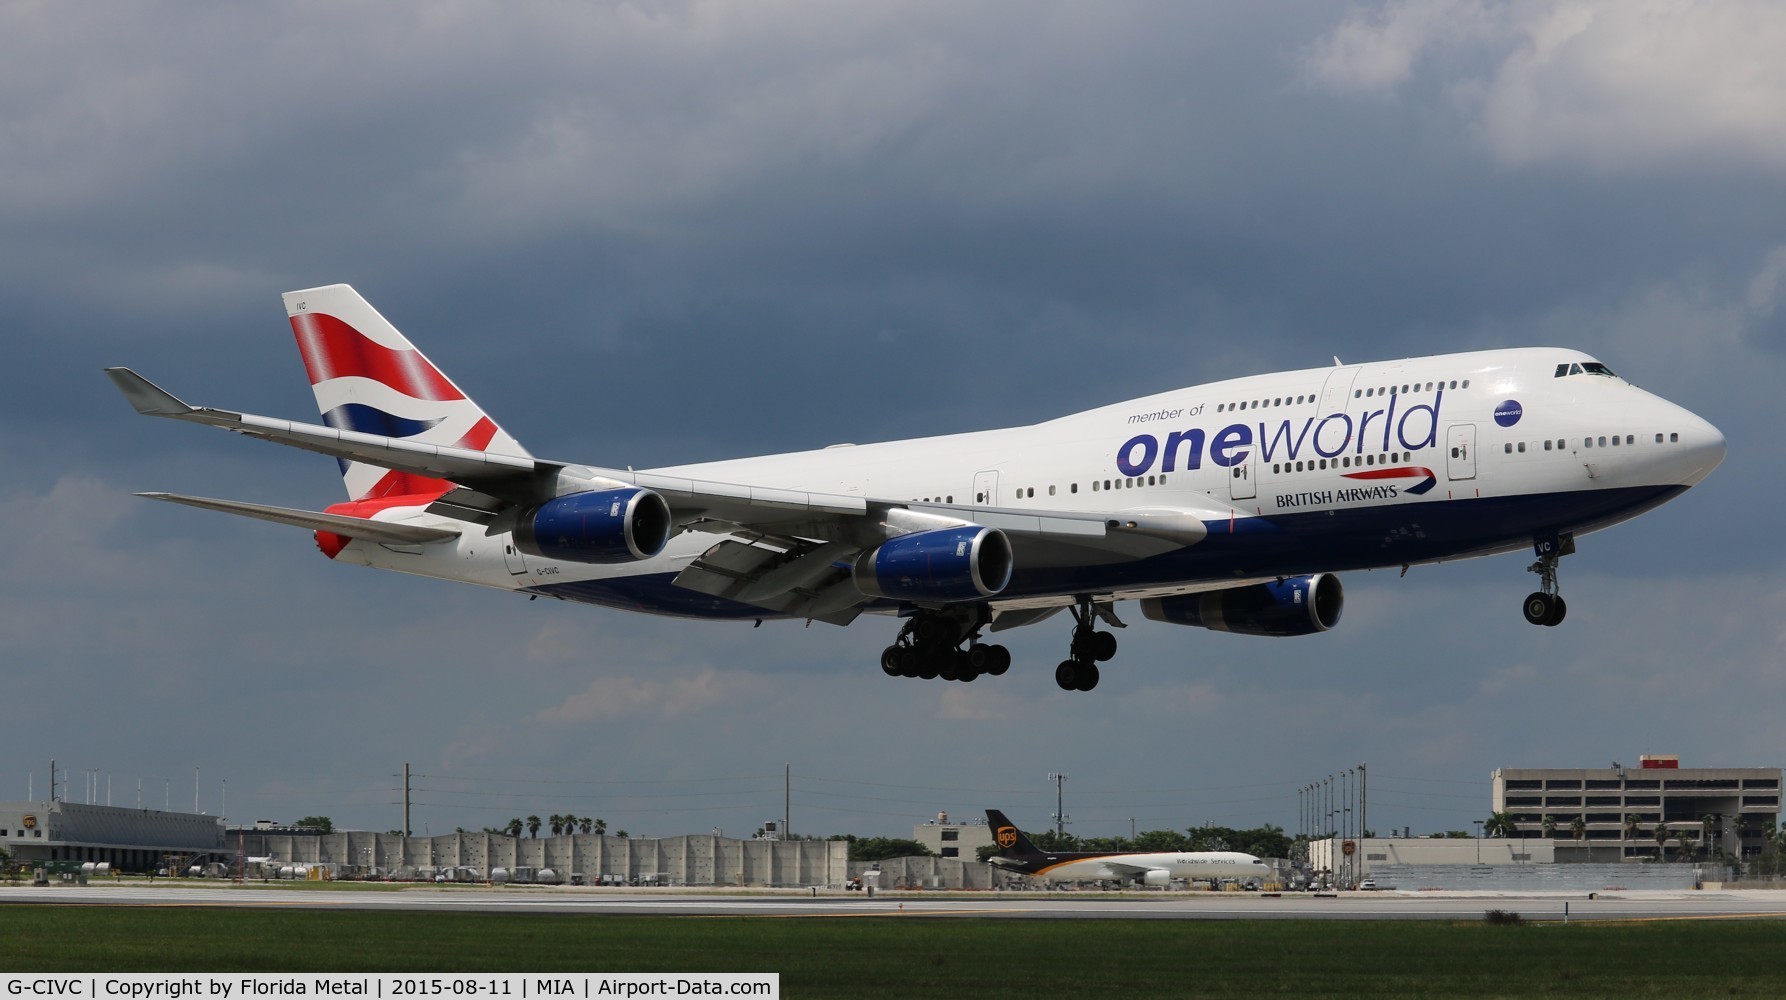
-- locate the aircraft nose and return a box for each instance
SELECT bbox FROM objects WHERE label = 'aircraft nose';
[1675,410,1727,486]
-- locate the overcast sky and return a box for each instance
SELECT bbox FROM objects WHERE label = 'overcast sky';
[5,1,1784,844]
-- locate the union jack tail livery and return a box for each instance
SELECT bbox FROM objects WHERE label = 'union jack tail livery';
[283,284,530,502]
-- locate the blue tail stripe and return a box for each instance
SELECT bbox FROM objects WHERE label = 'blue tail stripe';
[322,404,443,439]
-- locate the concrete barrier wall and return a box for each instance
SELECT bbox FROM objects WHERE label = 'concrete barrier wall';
[1368,863,1698,891]
[243,832,847,886]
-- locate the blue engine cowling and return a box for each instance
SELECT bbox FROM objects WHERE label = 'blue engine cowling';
[852,525,1013,602]
[514,487,673,564]
[1138,574,1343,637]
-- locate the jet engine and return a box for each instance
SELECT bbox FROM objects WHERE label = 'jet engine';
[514,487,673,564]
[852,525,1013,602]
[1140,868,1172,888]
[1139,574,1343,637]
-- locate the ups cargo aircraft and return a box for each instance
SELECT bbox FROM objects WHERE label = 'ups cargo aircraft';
[107,285,1725,692]
[984,809,1273,886]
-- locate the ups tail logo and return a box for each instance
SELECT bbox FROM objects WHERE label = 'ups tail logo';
[996,826,1017,848]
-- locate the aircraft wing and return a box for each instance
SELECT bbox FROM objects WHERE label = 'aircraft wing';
[138,492,461,544]
[107,368,539,494]
[109,368,1223,616]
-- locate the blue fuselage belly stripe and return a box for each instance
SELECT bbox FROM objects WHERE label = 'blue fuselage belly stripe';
[529,485,1685,620]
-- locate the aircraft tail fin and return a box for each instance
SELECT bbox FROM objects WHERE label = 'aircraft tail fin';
[283,284,531,502]
[985,809,1041,857]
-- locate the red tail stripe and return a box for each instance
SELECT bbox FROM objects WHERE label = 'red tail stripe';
[456,416,498,452]
[291,312,464,401]
[361,469,451,501]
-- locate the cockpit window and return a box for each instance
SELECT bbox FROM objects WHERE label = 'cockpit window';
[1555,361,1620,379]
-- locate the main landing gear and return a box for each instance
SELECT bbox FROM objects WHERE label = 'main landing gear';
[880,609,1011,683]
[1055,597,1123,692]
[1522,533,1574,627]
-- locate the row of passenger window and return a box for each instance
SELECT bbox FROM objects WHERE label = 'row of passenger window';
[1356,379,1467,398]
[1213,379,1471,414]
[1270,452,1413,476]
[1502,432,1684,455]
[918,473,1179,506]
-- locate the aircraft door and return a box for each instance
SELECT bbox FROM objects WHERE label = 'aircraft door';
[1446,424,1477,480]
[973,470,999,506]
[502,536,528,576]
[1229,461,1256,501]
[1318,366,1361,414]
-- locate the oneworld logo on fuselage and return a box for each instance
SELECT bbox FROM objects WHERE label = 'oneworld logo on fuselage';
[1116,390,1445,477]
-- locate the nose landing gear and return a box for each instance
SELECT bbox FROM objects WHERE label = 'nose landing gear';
[1522,533,1573,627]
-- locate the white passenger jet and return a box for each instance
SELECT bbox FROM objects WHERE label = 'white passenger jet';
[107,285,1725,691]
[983,809,1272,886]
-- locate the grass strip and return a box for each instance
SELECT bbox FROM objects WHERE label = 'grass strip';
[4,906,1786,998]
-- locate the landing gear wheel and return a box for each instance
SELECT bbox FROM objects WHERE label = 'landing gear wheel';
[1524,533,1573,628]
[1089,630,1118,662]
[966,644,993,673]
[880,646,902,677]
[1055,660,1080,691]
[1522,592,1554,626]
[896,647,919,677]
[1075,662,1101,691]
[986,644,1011,676]
[917,654,942,680]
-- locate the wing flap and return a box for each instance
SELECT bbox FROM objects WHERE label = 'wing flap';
[672,538,863,623]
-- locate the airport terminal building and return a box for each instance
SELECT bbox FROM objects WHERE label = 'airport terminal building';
[1492,756,1781,861]
[911,812,995,860]
[0,800,226,870]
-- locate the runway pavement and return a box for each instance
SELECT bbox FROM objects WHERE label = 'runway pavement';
[6,883,1786,921]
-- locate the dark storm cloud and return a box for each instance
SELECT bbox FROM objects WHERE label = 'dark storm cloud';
[5,2,1784,837]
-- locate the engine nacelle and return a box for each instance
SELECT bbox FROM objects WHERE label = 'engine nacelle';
[1139,868,1172,888]
[853,525,1013,602]
[514,487,673,564]
[1139,574,1343,637]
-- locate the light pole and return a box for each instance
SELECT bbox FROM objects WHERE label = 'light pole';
[1475,819,1483,863]
[1047,773,1069,838]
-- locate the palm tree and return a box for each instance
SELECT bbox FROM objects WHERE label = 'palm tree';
[1653,824,1670,859]
[526,815,542,839]
[1701,815,1718,859]
[1623,813,1643,850]
[1569,816,1587,845]
[1540,815,1557,839]
[594,818,608,836]
[548,815,563,837]
[506,818,524,839]
[578,817,594,835]
[1484,812,1516,838]
[1676,829,1695,861]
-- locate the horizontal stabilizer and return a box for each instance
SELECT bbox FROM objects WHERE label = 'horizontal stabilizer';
[106,367,195,416]
[138,492,461,544]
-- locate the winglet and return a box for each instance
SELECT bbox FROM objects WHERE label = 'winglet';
[105,368,194,416]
